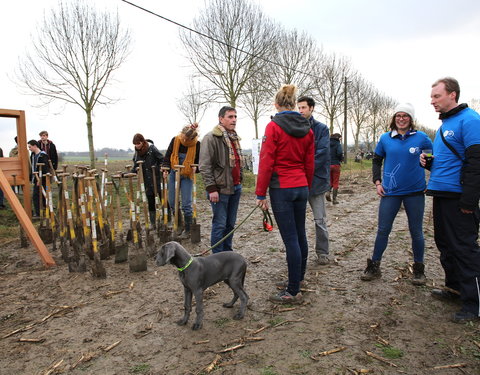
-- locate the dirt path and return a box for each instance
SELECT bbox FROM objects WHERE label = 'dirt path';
[1,171,479,375]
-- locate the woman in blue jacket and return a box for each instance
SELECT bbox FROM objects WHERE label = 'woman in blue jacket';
[361,103,433,285]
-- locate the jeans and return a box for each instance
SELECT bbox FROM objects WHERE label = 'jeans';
[372,194,425,263]
[270,186,309,296]
[167,153,193,217]
[308,193,329,256]
[210,184,242,253]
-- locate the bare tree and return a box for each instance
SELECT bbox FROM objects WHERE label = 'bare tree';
[314,52,351,133]
[469,98,480,112]
[16,0,130,168]
[240,69,272,139]
[348,74,373,151]
[265,28,320,97]
[179,0,275,108]
[367,93,396,149]
[176,76,212,125]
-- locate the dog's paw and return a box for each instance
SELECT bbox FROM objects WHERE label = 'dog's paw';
[192,322,202,330]
[176,319,188,326]
[222,302,234,308]
[233,312,244,320]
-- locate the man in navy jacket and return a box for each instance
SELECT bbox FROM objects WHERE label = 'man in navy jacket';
[298,96,331,265]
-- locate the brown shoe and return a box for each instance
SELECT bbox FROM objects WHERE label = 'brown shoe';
[269,290,303,304]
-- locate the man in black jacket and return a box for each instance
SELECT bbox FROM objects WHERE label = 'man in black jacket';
[28,140,49,218]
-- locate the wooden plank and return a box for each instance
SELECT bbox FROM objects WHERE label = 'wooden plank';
[0,168,55,267]
[0,158,26,185]
[16,110,32,217]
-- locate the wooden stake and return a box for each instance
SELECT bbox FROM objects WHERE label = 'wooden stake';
[432,363,466,370]
[365,351,397,367]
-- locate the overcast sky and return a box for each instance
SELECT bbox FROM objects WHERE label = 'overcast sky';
[1,0,480,154]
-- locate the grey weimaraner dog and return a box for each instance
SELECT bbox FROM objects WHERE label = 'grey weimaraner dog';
[155,241,249,330]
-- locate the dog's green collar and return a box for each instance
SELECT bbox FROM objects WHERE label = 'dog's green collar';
[177,257,193,272]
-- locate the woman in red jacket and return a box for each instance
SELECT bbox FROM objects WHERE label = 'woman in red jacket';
[256,84,315,304]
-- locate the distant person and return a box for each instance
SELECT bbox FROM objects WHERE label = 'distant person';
[199,106,243,253]
[162,123,200,238]
[28,140,49,218]
[256,84,314,304]
[131,133,164,228]
[326,133,343,204]
[38,130,58,170]
[421,77,480,323]
[9,136,18,157]
[0,147,4,208]
[361,103,432,285]
[297,96,331,265]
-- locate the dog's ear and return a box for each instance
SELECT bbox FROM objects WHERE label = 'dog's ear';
[163,242,176,264]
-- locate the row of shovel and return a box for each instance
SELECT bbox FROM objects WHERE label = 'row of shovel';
[32,159,201,278]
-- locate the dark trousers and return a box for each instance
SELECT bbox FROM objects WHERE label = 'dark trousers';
[32,181,46,216]
[270,186,309,296]
[433,197,480,315]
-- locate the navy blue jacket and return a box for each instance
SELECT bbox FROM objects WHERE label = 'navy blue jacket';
[309,116,330,195]
[330,138,343,165]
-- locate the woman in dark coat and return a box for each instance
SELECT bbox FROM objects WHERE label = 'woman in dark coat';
[132,133,164,227]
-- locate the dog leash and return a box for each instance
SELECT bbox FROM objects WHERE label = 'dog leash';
[193,205,261,257]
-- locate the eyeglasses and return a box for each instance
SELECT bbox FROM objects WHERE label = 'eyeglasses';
[395,114,410,119]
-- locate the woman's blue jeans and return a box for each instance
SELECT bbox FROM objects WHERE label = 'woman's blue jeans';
[210,184,242,253]
[270,186,309,296]
[167,153,193,217]
[372,194,425,263]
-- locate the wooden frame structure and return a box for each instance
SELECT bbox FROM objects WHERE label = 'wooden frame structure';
[0,109,55,267]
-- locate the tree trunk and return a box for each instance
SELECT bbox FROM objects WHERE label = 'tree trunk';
[86,109,95,169]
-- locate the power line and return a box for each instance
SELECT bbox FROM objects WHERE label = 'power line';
[120,0,322,81]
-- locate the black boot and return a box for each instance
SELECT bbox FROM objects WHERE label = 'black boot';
[412,262,426,286]
[149,211,156,229]
[179,215,192,239]
[332,188,339,204]
[361,258,381,281]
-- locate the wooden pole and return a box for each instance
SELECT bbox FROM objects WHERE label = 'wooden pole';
[0,168,55,267]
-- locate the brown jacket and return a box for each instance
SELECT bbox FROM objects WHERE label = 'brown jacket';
[199,126,242,195]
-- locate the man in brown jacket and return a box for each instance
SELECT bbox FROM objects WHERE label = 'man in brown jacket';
[199,106,243,253]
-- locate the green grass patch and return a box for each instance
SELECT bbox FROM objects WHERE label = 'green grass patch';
[260,366,278,375]
[214,317,230,328]
[268,317,284,327]
[129,363,151,374]
[375,343,404,359]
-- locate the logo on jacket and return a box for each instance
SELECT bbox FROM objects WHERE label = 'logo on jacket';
[443,130,454,138]
[409,147,419,154]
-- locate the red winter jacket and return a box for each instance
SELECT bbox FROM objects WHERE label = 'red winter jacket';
[256,111,314,197]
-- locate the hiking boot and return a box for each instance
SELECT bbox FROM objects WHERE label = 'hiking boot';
[451,310,479,323]
[431,288,461,303]
[316,254,330,265]
[178,215,192,239]
[269,290,303,304]
[360,258,381,281]
[332,188,339,204]
[412,262,426,286]
[275,280,306,290]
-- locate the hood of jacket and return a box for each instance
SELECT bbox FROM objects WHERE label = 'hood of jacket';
[272,111,310,138]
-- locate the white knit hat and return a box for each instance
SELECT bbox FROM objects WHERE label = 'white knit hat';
[394,103,415,120]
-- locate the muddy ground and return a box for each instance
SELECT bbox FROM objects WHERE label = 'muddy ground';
[1,170,480,375]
